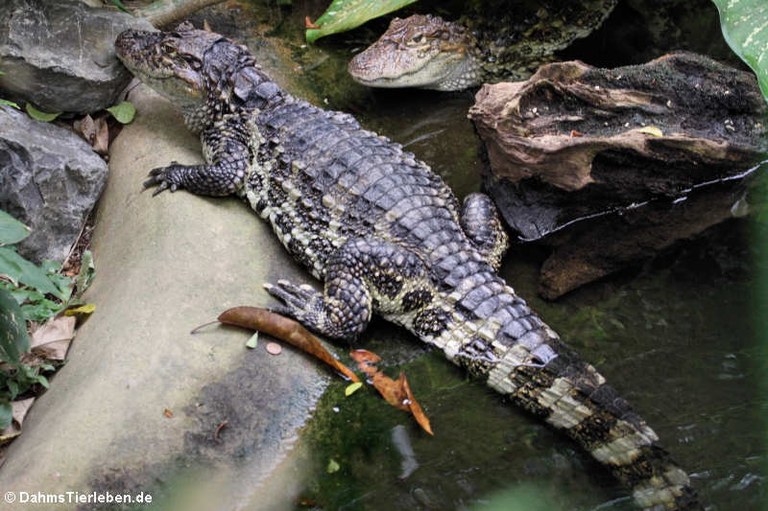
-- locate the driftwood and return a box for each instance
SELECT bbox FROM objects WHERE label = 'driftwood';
[469,52,767,298]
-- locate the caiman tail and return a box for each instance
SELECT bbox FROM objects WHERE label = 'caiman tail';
[421,267,700,510]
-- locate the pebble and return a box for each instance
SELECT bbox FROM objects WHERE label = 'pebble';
[266,342,282,355]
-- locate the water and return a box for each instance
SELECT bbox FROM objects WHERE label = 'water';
[212,1,767,509]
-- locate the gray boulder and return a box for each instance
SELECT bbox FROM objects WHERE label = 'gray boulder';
[0,106,108,263]
[0,0,154,113]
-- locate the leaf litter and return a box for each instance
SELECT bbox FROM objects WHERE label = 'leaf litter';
[215,306,433,434]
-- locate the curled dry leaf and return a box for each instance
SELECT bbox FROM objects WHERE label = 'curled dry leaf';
[0,398,35,445]
[217,306,359,382]
[350,349,433,435]
[30,315,76,361]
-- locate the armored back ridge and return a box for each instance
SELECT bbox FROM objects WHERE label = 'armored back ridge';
[115,25,701,510]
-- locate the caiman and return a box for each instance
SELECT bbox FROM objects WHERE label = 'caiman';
[115,23,700,510]
[348,0,618,91]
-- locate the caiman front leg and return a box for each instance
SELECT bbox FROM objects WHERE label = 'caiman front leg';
[460,193,509,270]
[144,115,254,197]
[265,237,431,340]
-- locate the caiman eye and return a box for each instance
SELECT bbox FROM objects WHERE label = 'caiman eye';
[161,42,176,53]
[411,34,425,44]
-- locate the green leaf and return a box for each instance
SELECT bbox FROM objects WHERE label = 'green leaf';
[306,0,419,44]
[7,380,19,400]
[344,381,363,396]
[73,250,95,301]
[0,98,19,109]
[25,103,61,122]
[0,287,30,364]
[0,401,12,430]
[0,210,31,246]
[109,0,130,12]
[326,458,341,473]
[106,101,136,124]
[0,247,64,300]
[712,0,768,102]
[35,374,49,389]
[245,331,260,349]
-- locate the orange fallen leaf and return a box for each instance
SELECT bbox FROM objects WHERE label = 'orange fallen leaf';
[350,350,433,435]
[163,408,174,418]
[305,16,320,29]
[217,306,359,382]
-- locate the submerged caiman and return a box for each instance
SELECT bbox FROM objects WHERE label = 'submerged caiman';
[348,0,617,91]
[115,23,700,510]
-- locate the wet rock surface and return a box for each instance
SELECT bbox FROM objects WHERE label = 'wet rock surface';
[0,0,153,113]
[0,105,108,263]
[0,85,329,511]
[469,52,767,297]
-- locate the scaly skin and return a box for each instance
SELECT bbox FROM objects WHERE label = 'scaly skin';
[115,24,701,510]
[348,1,618,91]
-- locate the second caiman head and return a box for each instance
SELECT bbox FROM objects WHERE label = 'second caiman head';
[348,14,482,91]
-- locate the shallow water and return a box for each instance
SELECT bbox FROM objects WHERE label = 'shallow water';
[225,1,767,509]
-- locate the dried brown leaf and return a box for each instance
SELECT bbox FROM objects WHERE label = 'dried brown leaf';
[30,316,76,361]
[93,114,110,155]
[0,398,35,444]
[401,372,433,435]
[74,114,96,144]
[350,350,433,434]
[218,306,359,382]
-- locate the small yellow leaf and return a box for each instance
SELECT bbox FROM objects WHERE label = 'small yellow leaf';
[64,303,96,316]
[327,458,340,474]
[345,381,363,396]
[637,126,663,137]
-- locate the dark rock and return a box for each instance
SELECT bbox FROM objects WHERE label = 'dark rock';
[0,0,154,113]
[0,106,108,263]
[469,52,768,297]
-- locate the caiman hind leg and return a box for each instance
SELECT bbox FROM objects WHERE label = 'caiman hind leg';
[144,114,256,196]
[265,237,432,340]
[460,193,509,270]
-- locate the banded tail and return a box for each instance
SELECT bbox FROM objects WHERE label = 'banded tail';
[424,268,700,510]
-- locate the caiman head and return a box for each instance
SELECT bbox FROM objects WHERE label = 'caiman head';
[115,23,279,132]
[348,14,481,91]
[115,23,217,110]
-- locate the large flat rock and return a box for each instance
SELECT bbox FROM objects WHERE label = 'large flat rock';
[0,85,329,510]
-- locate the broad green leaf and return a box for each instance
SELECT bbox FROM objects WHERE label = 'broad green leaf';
[106,101,136,124]
[0,287,30,364]
[0,210,30,246]
[344,381,363,396]
[0,247,63,299]
[25,103,61,122]
[0,401,12,430]
[0,98,19,109]
[306,0,419,44]
[712,0,768,102]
